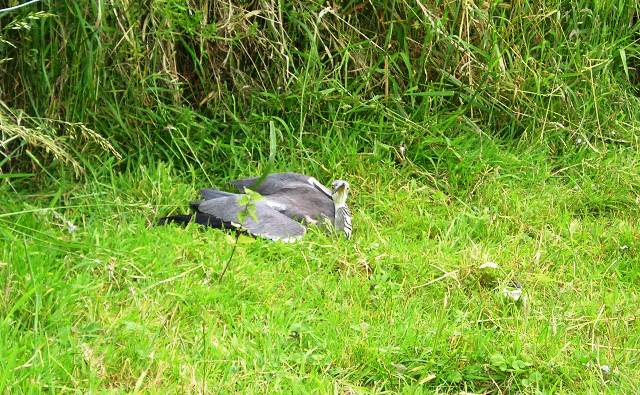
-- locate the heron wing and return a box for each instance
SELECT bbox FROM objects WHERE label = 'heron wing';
[199,188,238,200]
[229,172,332,199]
[305,176,332,199]
[198,189,287,213]
[196,196,306,242]
[265,189,335,223]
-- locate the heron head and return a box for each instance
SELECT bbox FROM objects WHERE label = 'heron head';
[331,180,350,206]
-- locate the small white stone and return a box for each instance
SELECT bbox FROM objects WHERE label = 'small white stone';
[502,287,523,302]
[66,221,78,233]
[480,262,499,270]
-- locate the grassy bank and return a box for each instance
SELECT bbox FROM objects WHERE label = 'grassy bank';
[2,1,639,175]
[1,0,640,393]
[2,142,640,392]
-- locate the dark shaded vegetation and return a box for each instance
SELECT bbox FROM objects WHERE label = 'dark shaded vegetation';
[1,1,638,185]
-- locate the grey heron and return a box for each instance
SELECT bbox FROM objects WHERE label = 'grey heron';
[226,172,351,238]
[159,172,352,241]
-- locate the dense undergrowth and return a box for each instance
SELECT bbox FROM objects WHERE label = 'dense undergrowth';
[1,0,640,393]
[1,0,639,179]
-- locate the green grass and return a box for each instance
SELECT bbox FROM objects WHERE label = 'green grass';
[2,0,640,393]
[2,140,639,393]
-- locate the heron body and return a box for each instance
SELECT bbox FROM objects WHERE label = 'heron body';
[226,173,335,223]
[229,172,333,197]
[159,193,307,242]
[197,196,306,242]
[158,172,352,241]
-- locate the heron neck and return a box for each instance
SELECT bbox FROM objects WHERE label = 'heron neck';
[332,190,349,236]
[332,190,347,209]
[333,203,352,239]
[334,202,344,223]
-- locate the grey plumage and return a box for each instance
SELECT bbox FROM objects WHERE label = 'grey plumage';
[336,205,352,238]
[160,192,306,242]
[199,189,236,201]
[224,172,339,226]
[229,172,333,198]
[197,195,306,242]
[158,172,352,241]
